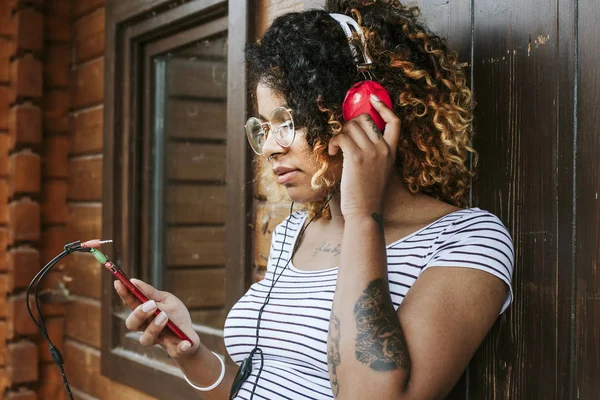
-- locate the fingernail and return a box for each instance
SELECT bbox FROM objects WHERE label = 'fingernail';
[370,93,381,102]
[142,300,156,312]
[181,341,191,352]
[154,311,168,326]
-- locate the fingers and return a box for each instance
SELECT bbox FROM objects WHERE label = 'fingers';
[125,300,157,331]
[114,280,140,310]
[130,278,169,302]
[139,310,169,346]
[369,94,401,153]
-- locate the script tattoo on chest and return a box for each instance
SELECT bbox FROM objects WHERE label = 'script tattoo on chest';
[313,241,341,257]
[354,278,410,371]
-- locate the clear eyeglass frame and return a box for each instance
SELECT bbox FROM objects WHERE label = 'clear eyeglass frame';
[245,107,295,155]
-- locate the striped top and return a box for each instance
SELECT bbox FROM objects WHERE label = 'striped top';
[224,208,514,400]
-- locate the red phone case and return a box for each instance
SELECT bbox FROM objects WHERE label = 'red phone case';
[104,261,194,345]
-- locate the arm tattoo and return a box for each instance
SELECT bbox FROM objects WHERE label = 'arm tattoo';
[354,278,410,371]
[372,213,384,234]
[328,311,342,396]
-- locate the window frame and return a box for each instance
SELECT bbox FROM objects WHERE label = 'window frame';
[101,1,253,398]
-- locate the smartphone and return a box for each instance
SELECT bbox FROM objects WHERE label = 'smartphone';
[90,248,194,345]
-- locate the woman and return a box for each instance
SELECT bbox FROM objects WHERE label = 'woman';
[115,1,514,399]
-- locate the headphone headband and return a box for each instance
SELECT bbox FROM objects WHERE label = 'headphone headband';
[329,13,374,71]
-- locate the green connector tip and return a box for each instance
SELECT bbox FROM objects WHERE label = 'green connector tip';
[90,248,108,264]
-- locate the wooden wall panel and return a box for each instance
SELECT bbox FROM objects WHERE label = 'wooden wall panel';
[166,184,226,224]
[166,98,227,140]
[166,268,225,308]
[166,143,226,181]
[469,1,559,398]
[166,226,225,266]
[576,0,600,396]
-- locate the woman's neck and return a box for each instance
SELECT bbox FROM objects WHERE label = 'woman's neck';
[327,173,418,226]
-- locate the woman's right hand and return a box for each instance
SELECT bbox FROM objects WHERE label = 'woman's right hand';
[114,278,201,359]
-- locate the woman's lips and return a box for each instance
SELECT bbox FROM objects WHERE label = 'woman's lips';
[276,170,299,185]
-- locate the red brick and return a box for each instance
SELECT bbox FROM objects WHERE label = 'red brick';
[0,86,10,131]
[68,156,102,201]
[42,89,69,133]
[0,179,7,224]
[0,38,10,84]
[42,135,68,178]
[8,104,42,150]
[0,0,16,38]
[14,8,44,56]
[41,179,68,225]
[44,15,70,43]
[71,58,103,109]
[69,107,103,155]
[6,340,38,384]
[73,8,105,64]
[10,56,43,100]
[40,226,67,265]
[9,150,41,196]
[8,197,40,244]
[43,44,70,88]
[0,134,9,176]
[7,246,40,292]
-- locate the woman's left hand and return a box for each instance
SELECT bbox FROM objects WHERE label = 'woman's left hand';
[328,94,401,219]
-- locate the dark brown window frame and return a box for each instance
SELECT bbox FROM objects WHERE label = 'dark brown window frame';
[101,1,252,398]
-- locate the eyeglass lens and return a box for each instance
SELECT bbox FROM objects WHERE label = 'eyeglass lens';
[245,107,294,155]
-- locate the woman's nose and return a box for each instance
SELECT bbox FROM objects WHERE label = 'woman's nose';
[261,129,286,160]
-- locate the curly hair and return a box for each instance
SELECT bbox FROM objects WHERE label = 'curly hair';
[246,0,477,214]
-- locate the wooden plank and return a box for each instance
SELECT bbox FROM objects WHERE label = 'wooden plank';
[63,339,102,398]
[67,156,103,201]
[0,321,6,366]
[8,198,40,244]
[65,296,101,348]
[166,226,225,267]
[9,150,41,196]
[0,86,10,131]
[166,98,227,140]
[70,107,103,155]
[41,179,68,225]
[44,16,70,43]
[71,57,104,110]
[7,246,40,292]
[166,184,226,224]
[64,251,102,299]
[34,317,64,363]
[37,363,66,400]
[469,1,559,398]
[6,340,38,384]
[44,44,70,88]
[42,89,70,134]
[73,8,105,64]
[576,0,600,396]
[166,268,225,308]
[67,204,102,241]
[189,309,226,328]
[0,37,10,84]
[166,58,227,99]
[167,142,226,182]
[5,388,37,400]
[71,0,105,20]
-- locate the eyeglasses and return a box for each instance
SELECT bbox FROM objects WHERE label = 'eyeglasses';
[245,107,295,155]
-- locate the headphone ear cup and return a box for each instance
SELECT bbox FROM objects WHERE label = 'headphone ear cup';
[342,81,393,131]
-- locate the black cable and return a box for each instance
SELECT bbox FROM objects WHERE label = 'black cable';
[245,196,334,399]
[26,241,86,400]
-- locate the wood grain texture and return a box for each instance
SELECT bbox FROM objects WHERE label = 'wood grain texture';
[166,226,225,266]
[470,1,559,398]
[166,142,226,181]
[166,183,226,224]
[166,268,226,308]
[575,0,600,396]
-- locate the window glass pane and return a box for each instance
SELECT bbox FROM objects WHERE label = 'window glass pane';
[152,34,228,329]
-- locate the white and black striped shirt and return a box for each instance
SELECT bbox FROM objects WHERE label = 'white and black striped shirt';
[224,208,514,399]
